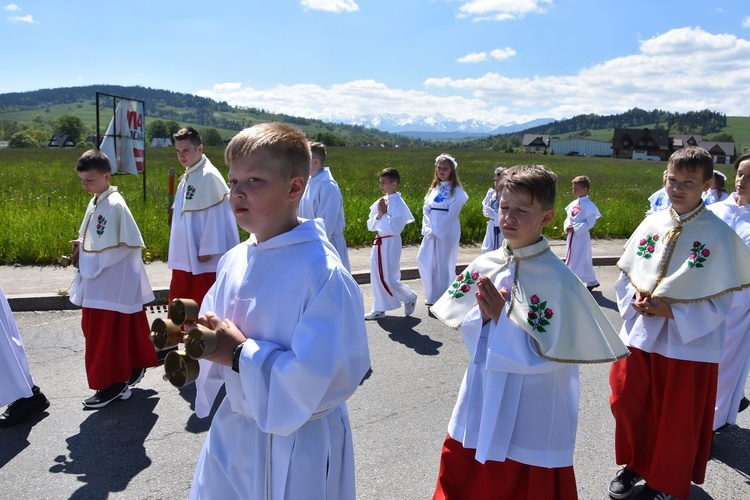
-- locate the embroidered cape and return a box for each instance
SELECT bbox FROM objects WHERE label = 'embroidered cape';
[617,203,750,303]
[178,155,230,214]
[80,187,144,253]
[431,237,628,364]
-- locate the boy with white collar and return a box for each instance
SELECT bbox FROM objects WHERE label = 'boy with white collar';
[169,127,239,310]
[69,150,157,409]
[431,165,627,499]
[608,147,750,500]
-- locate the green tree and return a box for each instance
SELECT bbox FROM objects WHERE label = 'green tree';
[201,127,224,146]
[9,131,40,148]
[55,114,88,143]
[146,119,170,143]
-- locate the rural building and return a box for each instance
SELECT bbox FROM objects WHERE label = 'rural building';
[522,134,550,154]
[612,128,671,161]
[150,138,172,147]
[700,141,735,165]
[671,134,701,149]
[48,134,76,148]
[550,138,612,157]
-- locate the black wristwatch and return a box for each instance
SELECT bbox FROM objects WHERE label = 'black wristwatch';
[232,342,244,373]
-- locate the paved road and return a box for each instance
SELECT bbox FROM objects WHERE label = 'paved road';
[2,268,750,499]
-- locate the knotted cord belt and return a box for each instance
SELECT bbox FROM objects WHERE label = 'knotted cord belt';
[373,235,394,296]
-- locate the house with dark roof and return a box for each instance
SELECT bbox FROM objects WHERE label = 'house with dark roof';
[671,134,701,149]
[522,134,550,154]
[699,141,735,165]
[611,128,671,161]
[48,134,76,148]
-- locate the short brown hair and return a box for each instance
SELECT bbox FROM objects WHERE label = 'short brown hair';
[225,123,311,179]
[572,175,590,189]
[173,127,202,147]
[380,167,400,184]
[668,146,714,181]
[76,149,111,174]
[309,141,326,164]
[502,165,557,210]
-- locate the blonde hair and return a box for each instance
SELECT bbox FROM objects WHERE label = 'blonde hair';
[225,123,311,179]
[572,175,590,189]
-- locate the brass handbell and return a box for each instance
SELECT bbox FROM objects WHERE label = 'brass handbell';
[184,325,218,360]
[163,349,200,388]
[152,297,213,388]
[170,298,199,326]
[150,317,183,350]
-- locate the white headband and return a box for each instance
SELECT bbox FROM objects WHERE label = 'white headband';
[714,170,727,180]
[435,154,458,170]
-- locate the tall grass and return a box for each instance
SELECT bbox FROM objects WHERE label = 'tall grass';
[0,147,734,265]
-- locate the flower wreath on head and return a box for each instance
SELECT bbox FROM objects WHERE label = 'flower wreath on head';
[435,154,458,170]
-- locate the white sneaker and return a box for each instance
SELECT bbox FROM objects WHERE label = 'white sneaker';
[404,298,417,317]
[364,310,385,320]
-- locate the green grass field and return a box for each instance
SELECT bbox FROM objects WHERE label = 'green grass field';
[0,146,735,265]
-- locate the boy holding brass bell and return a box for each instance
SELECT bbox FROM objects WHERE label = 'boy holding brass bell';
[187,123,371,499]
[69,150,157,409]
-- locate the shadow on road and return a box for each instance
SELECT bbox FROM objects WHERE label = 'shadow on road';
[375,316,443,356]
[709,425,750,480]
[591,290,618,313]
[0,409,50,468]
[48,389,159,499]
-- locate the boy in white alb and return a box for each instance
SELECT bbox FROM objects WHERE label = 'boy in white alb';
[364,168,418,320]
[69,150,157,409]
[169,127,239,309]
[0,284,49,426]
[298,141,350,271]
[189,123,371,500]
[708,153,750,431]
[563,175,600,290]
[608,147,750,500]
[431,165,628,500]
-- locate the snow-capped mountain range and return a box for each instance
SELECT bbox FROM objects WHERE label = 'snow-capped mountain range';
[321,113,555,137]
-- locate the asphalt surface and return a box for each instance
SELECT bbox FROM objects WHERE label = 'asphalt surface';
[2,261,750,499]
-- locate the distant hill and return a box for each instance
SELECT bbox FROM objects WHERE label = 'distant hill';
[1,86,748,151]
[0,85,428,147]
[457,108,750,152]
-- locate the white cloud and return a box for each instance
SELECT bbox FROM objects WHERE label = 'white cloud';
[8,14,37,23]
[426,27,750,120]
[490,47,516,60]
[4,4,20,11]
[457,52,488,63]
[300,0,359,13]
[198,27,750,127]
[457,0,553,22]
[743,16,750,28]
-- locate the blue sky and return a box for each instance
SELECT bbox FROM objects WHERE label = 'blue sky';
[3,1,750,126]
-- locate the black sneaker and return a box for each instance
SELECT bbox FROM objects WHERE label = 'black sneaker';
[634,484,672,500]
[739,396,750,413]
[82,383,131,409]
[608,467,642,498]
[0,386,50,427]
[127,368,146,387]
